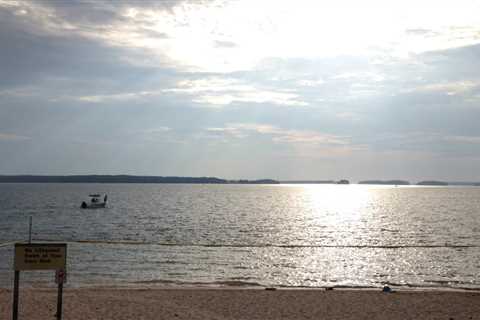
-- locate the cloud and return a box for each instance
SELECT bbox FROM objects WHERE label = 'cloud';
[297,79,325,87]
[0,133,30,141]
[0,6,177,91]
[405,28,438,36]
[144,127,171,134]
[76,91,162,103]
[407,80,479,96]
[2,0,480,74]
[444,135,480,144]
[204,123,349,146]
[214,40,237,48]
[164,78,308,107]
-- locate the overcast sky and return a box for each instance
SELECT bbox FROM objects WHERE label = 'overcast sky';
[1,0,480,181]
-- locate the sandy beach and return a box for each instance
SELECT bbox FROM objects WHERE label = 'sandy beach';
[1,287,479,320]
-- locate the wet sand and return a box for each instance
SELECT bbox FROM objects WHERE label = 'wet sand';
[1,287,479,320]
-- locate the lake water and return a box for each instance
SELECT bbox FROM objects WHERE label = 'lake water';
[0,183,479,289]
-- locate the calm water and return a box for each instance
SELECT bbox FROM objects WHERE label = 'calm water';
[0,183,479,289]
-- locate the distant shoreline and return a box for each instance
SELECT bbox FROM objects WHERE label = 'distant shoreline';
[0,175,479,186]
[0,175,279,184]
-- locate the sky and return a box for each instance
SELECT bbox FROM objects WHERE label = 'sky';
[1,0,480,181]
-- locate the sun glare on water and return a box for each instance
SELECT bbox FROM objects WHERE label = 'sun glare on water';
[303,185,372,223]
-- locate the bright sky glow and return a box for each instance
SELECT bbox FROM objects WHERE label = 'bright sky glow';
[107,0,480,72]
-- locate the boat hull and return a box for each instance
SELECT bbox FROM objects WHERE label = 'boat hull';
[81,202,106,209]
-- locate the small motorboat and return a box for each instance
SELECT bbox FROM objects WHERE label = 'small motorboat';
[81,194,107,209]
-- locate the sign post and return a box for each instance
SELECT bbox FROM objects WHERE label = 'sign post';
[56,281,63,320]
[12,243,67,320]
[12,271,19,320]
[55,269,66,320]
[28,217,32,244]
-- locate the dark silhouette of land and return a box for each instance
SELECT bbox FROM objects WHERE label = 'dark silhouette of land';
[446,181,480,186]
[417,180,449,186]
[0,175,279,184]
[359,180,410,185]
[1,175,479,186]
